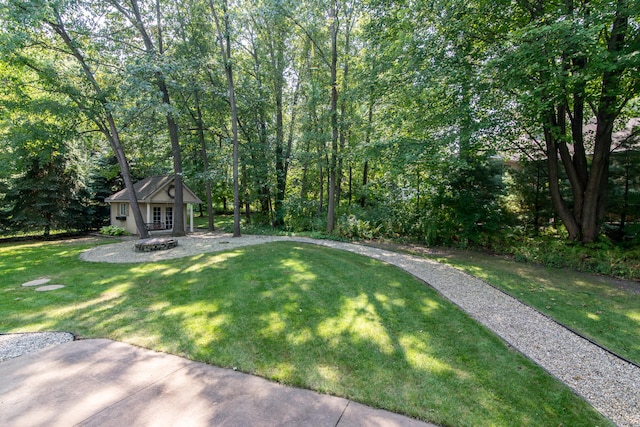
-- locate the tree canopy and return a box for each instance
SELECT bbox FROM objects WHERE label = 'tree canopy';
[0,0,638,245]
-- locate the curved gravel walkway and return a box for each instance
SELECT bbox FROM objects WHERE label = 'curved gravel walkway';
[80,233,639,426]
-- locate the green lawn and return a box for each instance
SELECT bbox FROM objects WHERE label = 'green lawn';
[0,238,610,426]
[193,213,235,230]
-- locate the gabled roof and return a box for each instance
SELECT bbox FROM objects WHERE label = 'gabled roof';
[105,175,202,204]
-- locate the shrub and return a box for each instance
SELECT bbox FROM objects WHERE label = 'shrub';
[336,214,383,239]
[283,197,325,232]
[99,225,127,236]
[509,235,640,280]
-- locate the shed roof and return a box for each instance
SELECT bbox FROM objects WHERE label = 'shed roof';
[105,176,202,204]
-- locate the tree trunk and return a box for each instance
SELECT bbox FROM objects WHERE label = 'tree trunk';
[360,161,369,208]
[326,0,339,233]
[272,41,287,228]
[256,116,272,218]
[247,39,273,222]
[543,110,581,240]
[583,16,626,241]
[360,101,373,208]
[317,160,324,217]
[336,13,353,213]
[195,91,215,231]
[282,79,300,218]
[210,0,241,237]
[348,166,352,206]
[541,0,629,244]
[159,75,186,236]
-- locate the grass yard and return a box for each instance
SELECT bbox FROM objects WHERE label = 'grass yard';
[416,249,640,366]
[0,238,611,426]
[193,214,235,230]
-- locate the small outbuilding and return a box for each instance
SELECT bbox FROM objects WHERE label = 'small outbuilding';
[105,175,202,235]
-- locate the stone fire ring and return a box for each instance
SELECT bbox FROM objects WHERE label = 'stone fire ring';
[134,237,178,253]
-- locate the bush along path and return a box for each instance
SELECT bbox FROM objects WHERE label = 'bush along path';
[82,234,639,426]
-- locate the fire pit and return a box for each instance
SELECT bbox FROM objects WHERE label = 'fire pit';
[134,237,178,252]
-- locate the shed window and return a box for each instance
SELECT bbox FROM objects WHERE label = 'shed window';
[119,203,128,217]
[166,207,173,229]
[153,207,162,225]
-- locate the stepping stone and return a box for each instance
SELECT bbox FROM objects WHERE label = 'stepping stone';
[35,285,65,292]
[22,278,51,287]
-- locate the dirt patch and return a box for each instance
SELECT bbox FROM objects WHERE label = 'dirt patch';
[590,274,640,295]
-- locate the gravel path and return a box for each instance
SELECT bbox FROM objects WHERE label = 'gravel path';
[27,233,640,425]
[0,332,74,362]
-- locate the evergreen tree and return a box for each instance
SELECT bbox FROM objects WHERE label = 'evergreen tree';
[5,124,92,236]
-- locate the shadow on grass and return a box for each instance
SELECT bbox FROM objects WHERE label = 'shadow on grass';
[0,240,609,426]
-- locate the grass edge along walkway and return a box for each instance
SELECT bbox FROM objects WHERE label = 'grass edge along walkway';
[283,237,639,427]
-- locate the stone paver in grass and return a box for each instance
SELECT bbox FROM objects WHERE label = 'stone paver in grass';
[35,285,65,292]
[21,278,51,287]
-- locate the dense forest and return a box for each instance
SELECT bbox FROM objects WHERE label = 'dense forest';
[1,0,639,252]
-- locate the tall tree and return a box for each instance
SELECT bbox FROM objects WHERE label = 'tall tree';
[109,0,186,236]
[326,0,339,233]
[251,0,293,227]
[1,95,92,235]
[497,0,640,243]
[172,0,229,231]
[2,0,151,238]
[209,0,241,237]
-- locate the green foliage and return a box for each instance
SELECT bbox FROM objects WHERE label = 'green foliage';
[510,236,640,280]
[1,0,639,261]
[3,126,93,236]
[336,213,381,239]
[502,159,554,235]
[334,154,506,249]
[87,153,125,228]
[0,33,96,236]
[428,156,505,248]
[99,225,127,236]
[283,196,325,232]
[490,0,640,242]
[607,149,640,241]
